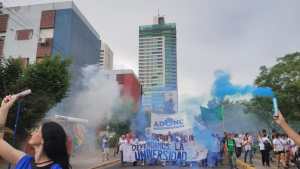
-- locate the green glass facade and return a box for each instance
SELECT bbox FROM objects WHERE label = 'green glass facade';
[139,23,177,90]
[139,19,178,113]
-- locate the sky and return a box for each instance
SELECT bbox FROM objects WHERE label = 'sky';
[2,0,300,102]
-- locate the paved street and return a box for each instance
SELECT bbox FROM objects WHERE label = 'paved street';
[98,161,299,169]
[71,148,118,169]
[99,163,227,169]
[97,160,227,169]
[97,154,299,169]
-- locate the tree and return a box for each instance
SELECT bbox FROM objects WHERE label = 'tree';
[0,56,71,138]
[0,59,23,96]
[246,52,300,122]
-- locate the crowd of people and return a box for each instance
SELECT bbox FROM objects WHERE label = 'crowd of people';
[112,129,300,169]
[224,130,300,169]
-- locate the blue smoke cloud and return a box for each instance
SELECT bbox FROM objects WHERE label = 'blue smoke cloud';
[212,70,273,100]
[131,98,148,136]
[130,70,273,167]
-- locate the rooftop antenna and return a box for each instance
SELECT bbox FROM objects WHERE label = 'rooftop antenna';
[158,8,160,17]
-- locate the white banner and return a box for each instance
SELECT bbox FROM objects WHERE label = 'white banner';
[151,113,192,134]
[122,140,208,162]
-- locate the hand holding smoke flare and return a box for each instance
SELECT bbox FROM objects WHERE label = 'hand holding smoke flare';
[54,115,89,124]
[272,97,279,118]
[4,89,32,103]
[15,89,32,99]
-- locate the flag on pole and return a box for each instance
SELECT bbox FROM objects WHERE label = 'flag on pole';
[217,105,224,121]
[200,105,224,123]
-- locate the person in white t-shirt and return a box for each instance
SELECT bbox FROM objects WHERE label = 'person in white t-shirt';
[273,133,284,168]
[282,134,292,168]
[119,135,127,164]
[234,134,242,158]
[101,135,109,162]
[258,130,271,167]
[243,133,253,164]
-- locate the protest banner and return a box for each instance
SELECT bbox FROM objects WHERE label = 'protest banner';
[122,140,207,162]
[151,113,192,134]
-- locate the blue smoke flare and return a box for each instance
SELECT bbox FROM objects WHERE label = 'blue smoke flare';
[212,70,273,100]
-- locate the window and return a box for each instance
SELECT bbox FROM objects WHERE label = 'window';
[37,38,52,58]
[40,10,55,29]
[0,14,9,33]
[39,29,54,39]
[16,29,33,40]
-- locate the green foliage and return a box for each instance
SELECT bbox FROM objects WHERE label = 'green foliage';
[0,59,23,96]
[108,119,131,137]
[242,97,273,128]
[0,56,71,137]
[246,52,300,123]
[108,99,137,136]
[23,56,71,102]
[108,134,119,148]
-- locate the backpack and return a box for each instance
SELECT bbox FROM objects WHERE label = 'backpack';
[264,140,272,152]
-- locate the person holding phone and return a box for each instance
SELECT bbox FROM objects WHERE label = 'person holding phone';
[0,95,71,169]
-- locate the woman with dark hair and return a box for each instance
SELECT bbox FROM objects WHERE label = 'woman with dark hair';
[0,95,71,169]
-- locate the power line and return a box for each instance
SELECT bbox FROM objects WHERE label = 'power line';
[7,8,36,29]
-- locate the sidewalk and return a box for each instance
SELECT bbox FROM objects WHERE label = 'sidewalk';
[71,149,119,169]
[237,154,298,169]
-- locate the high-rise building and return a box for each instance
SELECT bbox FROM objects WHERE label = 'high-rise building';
[0,2,100,73]
[138,16,177,113]
[100,41,113,70]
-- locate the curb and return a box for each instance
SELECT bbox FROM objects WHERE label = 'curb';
[237,160,255,169]
[89,159,120,169]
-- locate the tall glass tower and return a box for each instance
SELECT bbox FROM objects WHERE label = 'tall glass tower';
[138,16,177,113]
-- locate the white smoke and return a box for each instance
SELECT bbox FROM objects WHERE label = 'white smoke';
[69,65,120,126]
[47,65,120,127]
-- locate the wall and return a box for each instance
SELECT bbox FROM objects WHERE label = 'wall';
[52,9,101,77]
[2,6,43,63]
[117,73,141,111]
[1,1,100,65]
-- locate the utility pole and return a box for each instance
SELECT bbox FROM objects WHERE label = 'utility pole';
[0,2,3,14]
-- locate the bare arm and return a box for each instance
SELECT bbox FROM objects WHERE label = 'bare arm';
[274,112,300,146]
[0,95,25,164]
